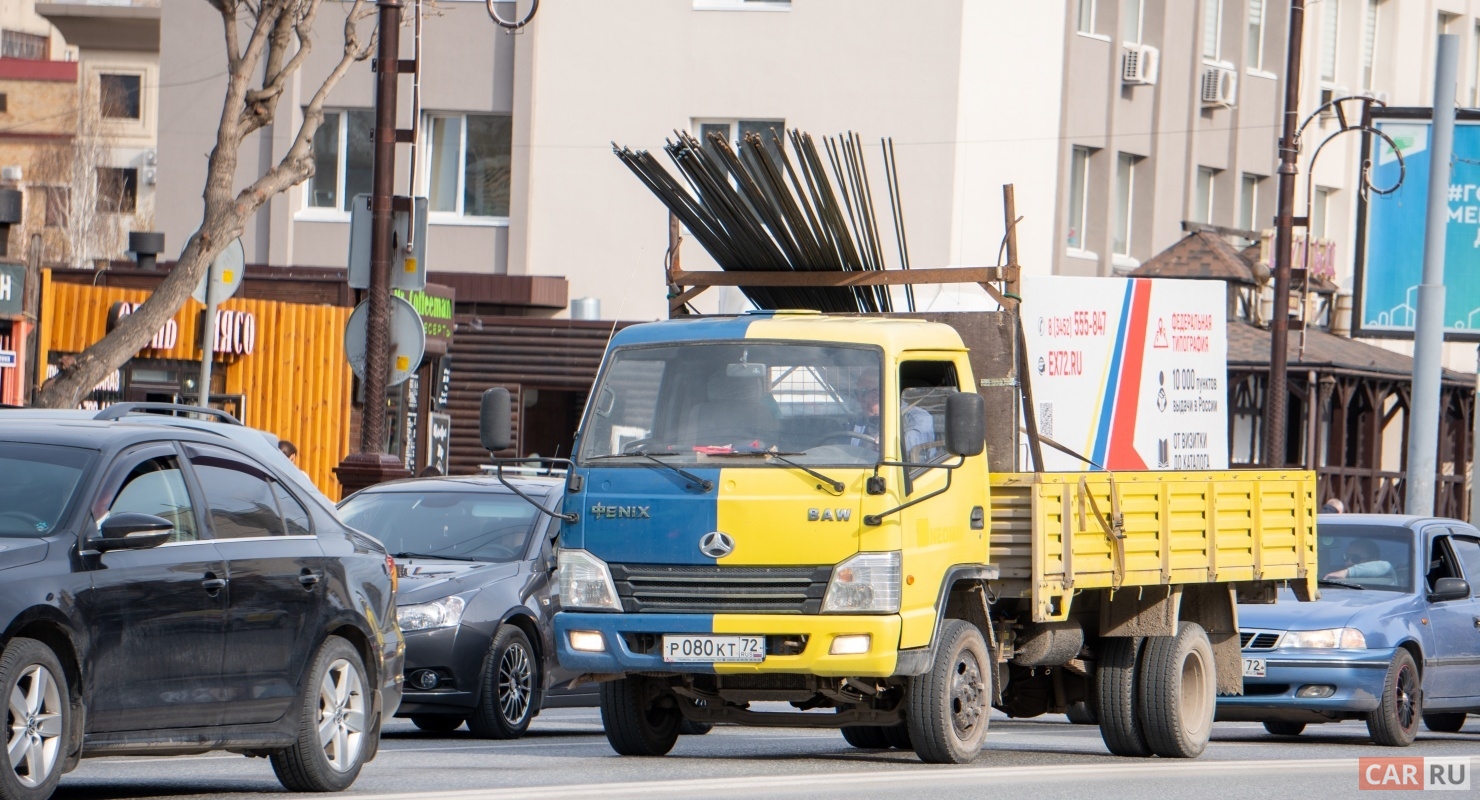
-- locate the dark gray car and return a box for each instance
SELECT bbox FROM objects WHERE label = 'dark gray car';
[338,475,595,737]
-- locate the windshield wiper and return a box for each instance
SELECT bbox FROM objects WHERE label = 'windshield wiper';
[390,551,481,562]
[594,450,714,492]
[1318,577,1367,590]
[764,453,845,494]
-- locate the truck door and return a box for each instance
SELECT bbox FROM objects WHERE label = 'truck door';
[894,357,988,651]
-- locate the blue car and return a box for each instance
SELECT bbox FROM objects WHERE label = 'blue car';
[1217,514,1480,745]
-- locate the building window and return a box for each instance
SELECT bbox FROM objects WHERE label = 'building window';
[1472,23,1480,106]
[0,94,6,114]
[1320,0,1340,83]
[1078,0,1097,34]
[1362,0,1380,91]
[1203,0,1223,61]
[99,74,141,120]
[1067,147,1091,250]
[1194,167,1217,224]
[1239,174,1261,235]
[305,109,373,212]
[0,31,48,61]
[1121,0,1142,44]
[43,187,68,228]
[427,113,513,218]
[1113,153,1136,256]
[1311,187,1332,239]
[695,118,786,159]
[96,168,138,214]
[1246,0,1265,70]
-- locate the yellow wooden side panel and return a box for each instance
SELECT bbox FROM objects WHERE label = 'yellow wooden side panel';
[990,470,1316,621]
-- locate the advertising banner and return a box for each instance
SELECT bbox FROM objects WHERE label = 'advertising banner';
[1021,276,1228,472]
[1359,110,1480,339]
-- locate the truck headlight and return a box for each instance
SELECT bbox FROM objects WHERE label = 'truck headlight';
[1281,628,1366,649]
[398,595,467,632]
[559,549,622,612]
[822,551,901,614]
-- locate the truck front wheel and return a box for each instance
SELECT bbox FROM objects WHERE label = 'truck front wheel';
[905,619,991,764]
[599,677,681,756]
[1137,622,1216,758]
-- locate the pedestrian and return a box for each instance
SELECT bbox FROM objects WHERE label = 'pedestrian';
[278,439,298,464]
[419,465,443,477]
[1320,498,1344,514]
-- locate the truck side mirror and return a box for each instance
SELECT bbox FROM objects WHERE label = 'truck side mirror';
[480,388,512,452]
[944,392,986,457]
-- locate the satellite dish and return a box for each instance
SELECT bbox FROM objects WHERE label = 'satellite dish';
[193,238,245,304]
[343,295,427,387]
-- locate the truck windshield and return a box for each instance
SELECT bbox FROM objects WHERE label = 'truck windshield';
[579,341,883,467]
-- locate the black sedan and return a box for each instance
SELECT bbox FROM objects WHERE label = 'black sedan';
[338,475,595,737]
[0,405,402,800]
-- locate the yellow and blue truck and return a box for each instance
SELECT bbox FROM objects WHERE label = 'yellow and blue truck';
[480,301,1317,763]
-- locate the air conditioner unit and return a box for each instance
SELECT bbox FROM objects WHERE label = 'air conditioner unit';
[1318,86,1348,118]
[1201,65,1237,107]
[0,166,21,182]
[1122,44,1160,86]
[1359,89,1389,105]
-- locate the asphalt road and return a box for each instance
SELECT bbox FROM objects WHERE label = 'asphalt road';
[50,709,1480,800]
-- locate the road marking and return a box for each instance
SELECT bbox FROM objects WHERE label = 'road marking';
[343,757,1383,799]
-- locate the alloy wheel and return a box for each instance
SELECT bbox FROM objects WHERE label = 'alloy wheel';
[498,642,533,726]
[317,658,366,772]
[1395,663,1418,732]
[6,664,61,788]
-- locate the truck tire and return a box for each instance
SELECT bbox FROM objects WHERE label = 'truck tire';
[1366,649,1420,747]
[905,619,991,764]
[1263,721,1305,736]
[1065,701,1097,725]
[840,726,890,749]
[599,677,681,756]
[1423,713,1467,733]
[1137,622,1216,758]
[882,722,912,749]
[1094,636,1151,757]
[678,719,714,736]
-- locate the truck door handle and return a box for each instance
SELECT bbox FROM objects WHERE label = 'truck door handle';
[202,574,227,593]
[299,569,322,588]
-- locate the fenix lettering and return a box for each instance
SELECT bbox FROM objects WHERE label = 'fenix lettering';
[590,503,651,519]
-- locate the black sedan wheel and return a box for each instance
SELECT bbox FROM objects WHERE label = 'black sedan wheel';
[411,715,465,733]
[0,639,67,800]
[1423,712,1467,733]
[468,625,537,739]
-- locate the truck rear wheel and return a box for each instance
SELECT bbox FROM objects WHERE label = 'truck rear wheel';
[599,677,681,756]
[1094,636,1151,757]
[905,619,991,764]
[840,726,890,749]
[882,723,912,749]
[1137,622,1216,758]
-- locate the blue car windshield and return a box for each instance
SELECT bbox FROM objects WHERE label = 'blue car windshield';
[338,491,541,562]
[1316,524,1415,593]
[0,443,95,537]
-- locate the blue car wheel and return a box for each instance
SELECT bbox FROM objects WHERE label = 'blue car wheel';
[1366,649,1420,747]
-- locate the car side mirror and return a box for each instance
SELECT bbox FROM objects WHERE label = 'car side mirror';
[944,392,986,457]
[1430,577,1470,602]
[480,388,512,452]
[94,513,174,552]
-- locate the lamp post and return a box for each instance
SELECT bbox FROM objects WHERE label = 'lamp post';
[1263,0,1306,468]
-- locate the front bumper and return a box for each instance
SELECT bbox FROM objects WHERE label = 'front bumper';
[554,612,902,677]
[1215,647,1395,721]
[393,623,495,716]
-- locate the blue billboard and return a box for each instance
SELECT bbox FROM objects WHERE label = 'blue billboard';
[1358,110,1480,340]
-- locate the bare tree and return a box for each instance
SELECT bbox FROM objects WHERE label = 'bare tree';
[34,0,377,407]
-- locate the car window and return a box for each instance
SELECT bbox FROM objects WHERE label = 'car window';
[191,457,286,539]
[1449,536,1480,595]
[1315,523,1414,592]
[1427,536,1463,593]
[273,483,312,536]
[0,442,95,537]
[338,490,541,562]
[108,456,198,543]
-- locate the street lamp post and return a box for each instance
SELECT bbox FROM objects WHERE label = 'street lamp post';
[1264,0,1306,469]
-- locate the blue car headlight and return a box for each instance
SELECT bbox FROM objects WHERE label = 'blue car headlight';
[398,596,467,632]
[1282,628,1366,649]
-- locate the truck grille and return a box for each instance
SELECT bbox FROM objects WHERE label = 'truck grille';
[609,564,833,614]
[1240,630,1283,650]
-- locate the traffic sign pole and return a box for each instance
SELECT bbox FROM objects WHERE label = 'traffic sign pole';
[198,257,218,412]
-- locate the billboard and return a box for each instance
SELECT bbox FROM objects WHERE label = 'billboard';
[1021,276,1228,472]
[1357,108,1480,340]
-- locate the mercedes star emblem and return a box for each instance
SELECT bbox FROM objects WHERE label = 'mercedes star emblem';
[699,531,736,558]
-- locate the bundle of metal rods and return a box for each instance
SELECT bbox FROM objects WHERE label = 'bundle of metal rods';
[615,128,914,313]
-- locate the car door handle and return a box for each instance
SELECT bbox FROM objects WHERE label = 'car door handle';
[299,569,322,588]
[1473,616,1480,629]
[202,575,227,593]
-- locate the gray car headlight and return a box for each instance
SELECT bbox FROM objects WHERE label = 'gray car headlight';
[822,551,901,614]
[559,549,622,611]
[1281,628,1366,649]
[398,596,467,632]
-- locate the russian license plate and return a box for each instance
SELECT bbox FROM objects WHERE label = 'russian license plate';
[1243,657,1267,678]
[661,635,766,663]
